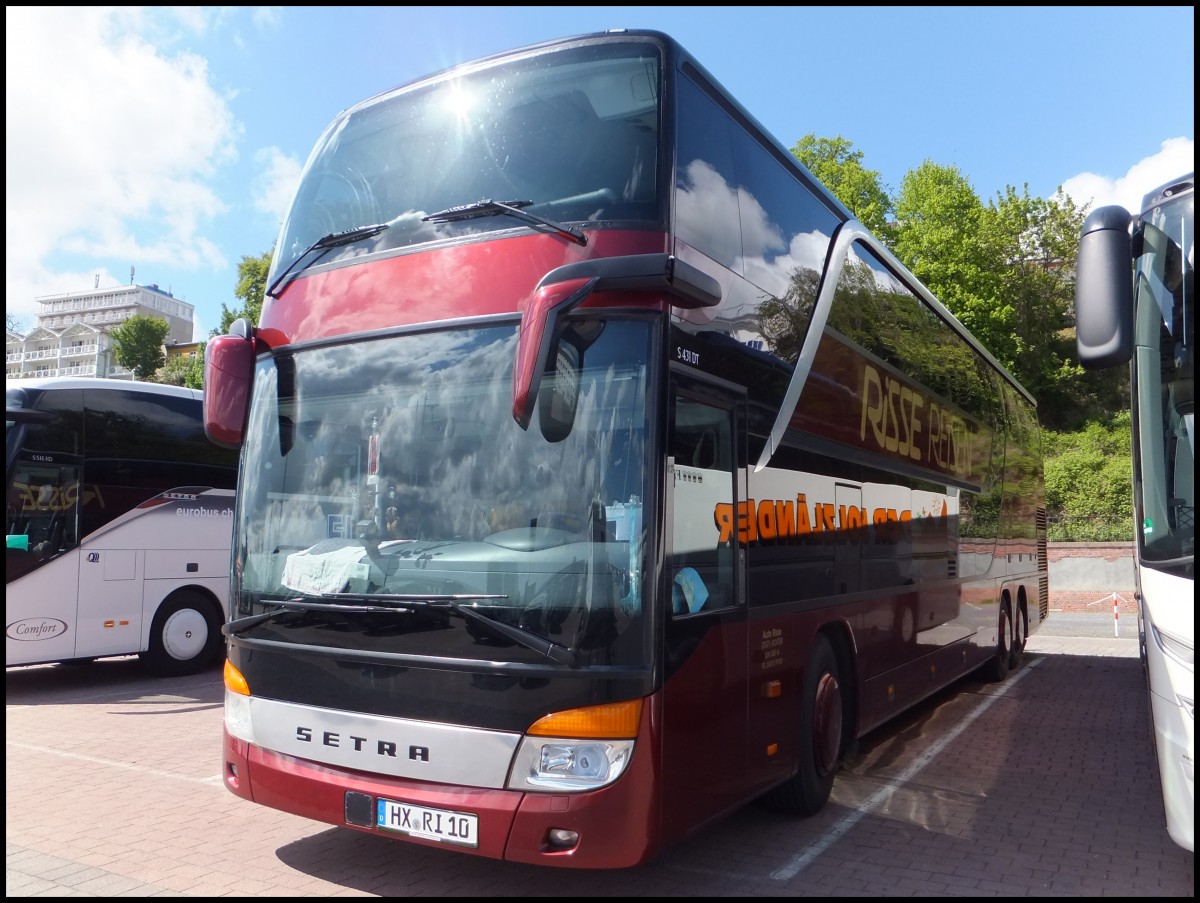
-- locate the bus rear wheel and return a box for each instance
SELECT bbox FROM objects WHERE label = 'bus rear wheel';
[981,601,1013,682]
[762,633,843,816]
[140,591,224,677]
[1009,602,1027,670]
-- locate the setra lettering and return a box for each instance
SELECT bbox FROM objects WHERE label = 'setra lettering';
[294,725,428,761]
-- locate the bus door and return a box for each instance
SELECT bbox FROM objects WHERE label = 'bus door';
[834,483,863,596]
[659,372,749,837]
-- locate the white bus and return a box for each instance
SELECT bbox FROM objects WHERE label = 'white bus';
[6,377,239,675]
[1075,172,1194,853]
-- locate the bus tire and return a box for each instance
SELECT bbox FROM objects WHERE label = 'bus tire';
[1009,601,1027,670]
[762,633,843,816]
[980,601,1012,682]
[140,591,224,677]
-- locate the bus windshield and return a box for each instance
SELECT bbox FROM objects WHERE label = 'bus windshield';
[234,319,655,668]
[1133,190,1194,568]
[271,42,661,288]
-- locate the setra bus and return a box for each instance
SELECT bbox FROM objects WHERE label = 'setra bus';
[1075,172,1194,853]
[205,29,1048,868]
[6,377,238,675]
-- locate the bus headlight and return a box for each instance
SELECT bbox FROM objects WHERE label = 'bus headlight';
[507,737,634,791]
[1152,624,1195,669]
[224,689,255,743]
[223,659,255,742]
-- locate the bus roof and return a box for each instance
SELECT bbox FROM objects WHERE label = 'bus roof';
[4,376,203,401]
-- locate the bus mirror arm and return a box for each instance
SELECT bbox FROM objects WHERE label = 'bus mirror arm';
[204,317,257,448]
[512,254,722,429]
[512,277,598,430]
[534,253,721,310]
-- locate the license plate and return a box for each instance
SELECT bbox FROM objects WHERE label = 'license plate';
[376,797,479,848]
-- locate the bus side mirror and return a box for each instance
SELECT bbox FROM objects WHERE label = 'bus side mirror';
[537,319,604,443]
[512,254,722,435]
[1075,205,1134,370]
[204,318,256,448]
[512,277,598,433]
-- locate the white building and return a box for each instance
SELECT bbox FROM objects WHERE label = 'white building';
[7,283,195,381]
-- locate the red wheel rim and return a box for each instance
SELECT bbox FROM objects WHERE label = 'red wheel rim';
[812,671,842,775]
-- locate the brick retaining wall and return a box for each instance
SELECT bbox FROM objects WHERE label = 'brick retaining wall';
[1047,542,1137,613]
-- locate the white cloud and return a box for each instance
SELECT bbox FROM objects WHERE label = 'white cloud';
[4,7,239,325]
[252,7,284,31]
[253,146,304,231]
[1059,137,1194,213]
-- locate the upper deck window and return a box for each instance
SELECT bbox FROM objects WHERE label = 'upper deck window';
[271,43,663,285]
[674,72,841,306]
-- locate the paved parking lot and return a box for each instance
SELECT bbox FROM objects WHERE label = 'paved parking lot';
[6,615,1194,897]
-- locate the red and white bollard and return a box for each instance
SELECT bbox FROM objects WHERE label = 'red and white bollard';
[1114,593,1120,637]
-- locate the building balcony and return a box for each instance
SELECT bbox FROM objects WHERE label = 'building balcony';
[61,344,99,358]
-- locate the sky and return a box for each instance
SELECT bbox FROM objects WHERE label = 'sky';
[5,6,1195,341]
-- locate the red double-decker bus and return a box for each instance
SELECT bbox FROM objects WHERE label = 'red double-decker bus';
[205,29,1048,868]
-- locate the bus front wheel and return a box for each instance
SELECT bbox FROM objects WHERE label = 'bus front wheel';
[140,591,224,677]
[762,633,843,816]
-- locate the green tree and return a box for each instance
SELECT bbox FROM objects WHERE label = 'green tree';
[789,134,892,236]
[889,161,1007,358]
[156,345,206,389]
[216,248,273,336]
[110,314,170,380]
[983,186,1127,429]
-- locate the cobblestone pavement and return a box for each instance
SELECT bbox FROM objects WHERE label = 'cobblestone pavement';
[6,614,1193,897]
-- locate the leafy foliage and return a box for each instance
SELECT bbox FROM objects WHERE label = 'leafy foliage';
[110,314,170,380]
[216,248,273,336]
[1043,414,1134,541]
[155,345,205,389]
[789,135,892,235]
[890,161,1001,355]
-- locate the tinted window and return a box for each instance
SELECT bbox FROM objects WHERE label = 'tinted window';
[81,388,237,536]
[675,72,838,363]
[272,43,663,280]
[730,123,839,301]
[5,389,84,582]
[675,76,740,269]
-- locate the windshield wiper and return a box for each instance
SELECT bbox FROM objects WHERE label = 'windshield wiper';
[266,222,390,298]
[224,602,306,635]
[224,592,578,667]
[224,592,505,634]
[422,199,586,246]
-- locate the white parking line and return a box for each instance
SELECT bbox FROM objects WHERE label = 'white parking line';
[6,739,224,785]
[770,658,1043,881]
